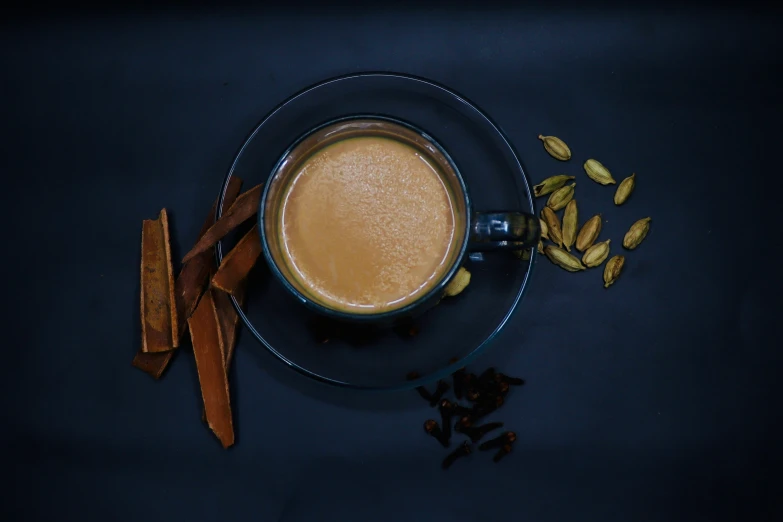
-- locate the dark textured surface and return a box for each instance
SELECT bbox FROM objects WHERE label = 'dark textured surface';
[3,6,782,521]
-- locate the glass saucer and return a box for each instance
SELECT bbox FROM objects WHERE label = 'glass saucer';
[215,72,536,390]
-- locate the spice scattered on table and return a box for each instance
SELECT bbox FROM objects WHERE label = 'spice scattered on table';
[541,206,564,248]
[544,245,586,272]
[533,134,651,287]
[538,135,572,162]
[442,441,472,469]
[603,255,625,288]
[583,158,616,185]
[132,179,265,448]
[412,362,523,468]
[479,431,516,451]
[614,173,636,205]
[561,199,578,251]
[623,217,651,250]
[582,239,611,268]
[139,208,179,354]
[533,174,575,197]
[546,182,576,211]
[428,380,450,407]
[424,419,450,448]
[575,214,602,252]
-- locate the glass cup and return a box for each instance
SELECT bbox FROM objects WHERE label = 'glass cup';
[259,115,540,324]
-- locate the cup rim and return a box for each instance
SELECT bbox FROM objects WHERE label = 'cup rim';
[258,114,472,323]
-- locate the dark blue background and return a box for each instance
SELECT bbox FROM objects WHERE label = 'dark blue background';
[3,4,781,521]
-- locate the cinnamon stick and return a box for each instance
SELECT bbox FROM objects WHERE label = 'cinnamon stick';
[181,183,263,264]
[131,349,172,380]
[133,177,243,378]
[213,286,245,369]
[140,209,178,353]
[201,285,245,423]
[174,177,244,328]
[210,224,262,296]
[188,290,234,448]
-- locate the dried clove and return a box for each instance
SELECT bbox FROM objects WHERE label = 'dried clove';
[478,367,497,388]
[429,380,450,407]
[451,402,474,417]
[440,399,473,422]
[464,372,478,391]
[495,372,525,386]
[479,431,516,451]
[459,421,504,443]
[442,441,471,469]
[424,419,449,448]
[472,395,504,420]
[415,365,523,468]
[454,415,473,433]
[407,372,433,403]
[477,373,511,397]
[493,444,513,463]
[439,400,453,443]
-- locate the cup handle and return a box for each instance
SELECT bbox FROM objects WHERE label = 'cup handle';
[469,211,540,251]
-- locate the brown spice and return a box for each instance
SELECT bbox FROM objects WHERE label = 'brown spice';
[493,443,513,462]
[213,286,245,369]
[175,177,243,327]
[132,177,243,379]
[424,419,449,448]
[131,349,173,380]
[211,224,262,295]
[478,431,516,450]
[442,441,471,469]
[140,209,178,353]
[181,183,263,263]
[429,380,450,407]
[188,290,234,448]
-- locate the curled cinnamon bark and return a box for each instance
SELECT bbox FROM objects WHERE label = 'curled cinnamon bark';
[133,178,243,378]
[210,224,261,296]
[181,183,263,264]
[188,290,234,448]
[140,209,178,353]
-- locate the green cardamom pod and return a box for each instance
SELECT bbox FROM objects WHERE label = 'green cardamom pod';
[582,239,611,268]
[539,218,549,240]
[513,245,533,260]
[603,255,625,288]
[575,214,602,252]
[533,175,575,197]
[622,217,651,250]
[561,199,578,252]
[444,267,471,297]
[614,173,636,205]
[541,207,563,248]
[583,159,616,185]
[537,240,544,254]
[538,135,572,161]
[546,182,575,211]
[544,245,586,272]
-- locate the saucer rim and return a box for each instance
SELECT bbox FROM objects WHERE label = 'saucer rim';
[214,70,537,391]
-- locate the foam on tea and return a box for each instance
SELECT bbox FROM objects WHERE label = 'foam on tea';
[278,135,458,313]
